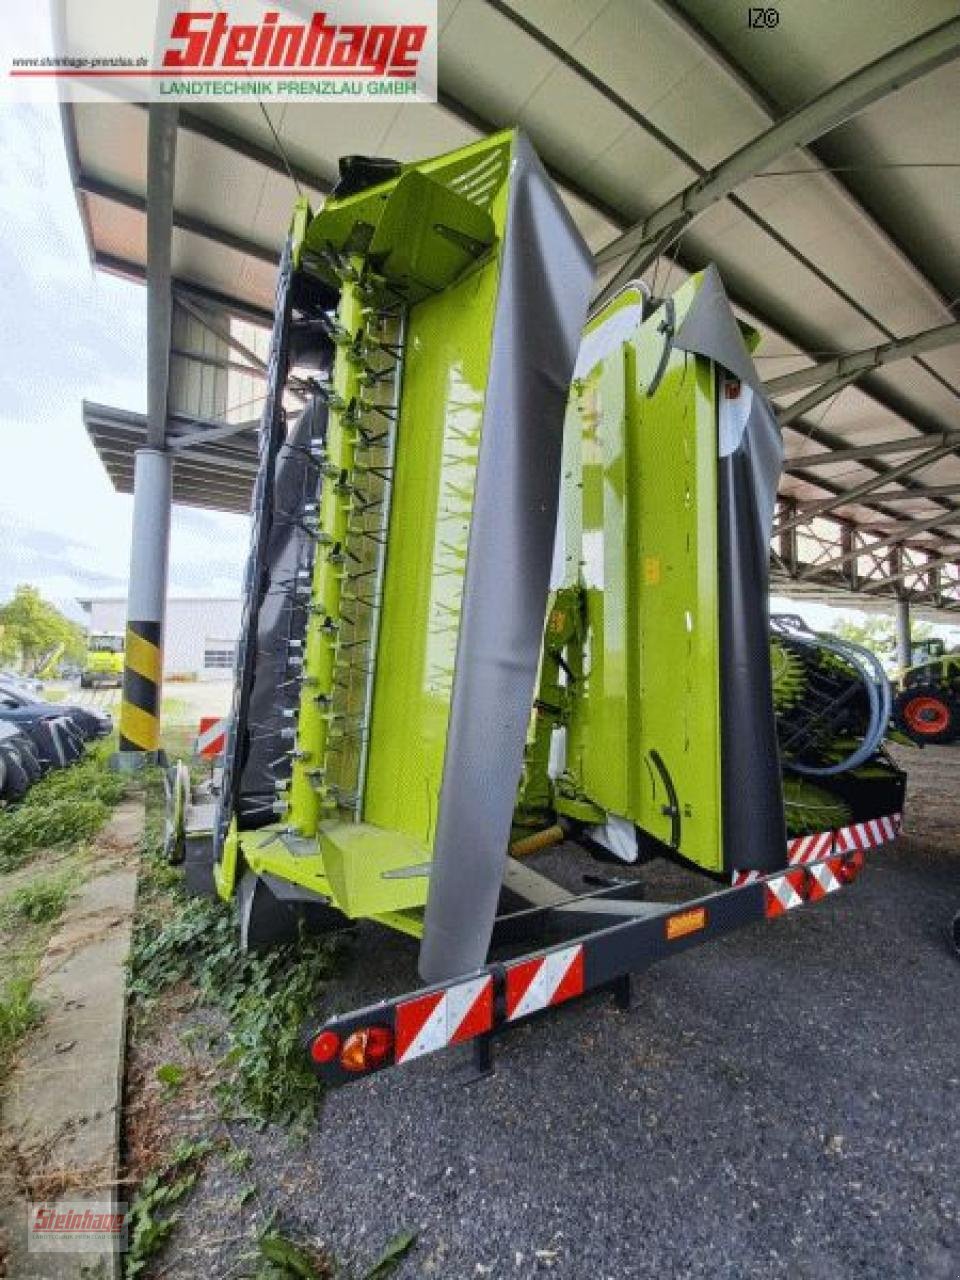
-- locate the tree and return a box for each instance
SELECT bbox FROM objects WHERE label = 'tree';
[0,585,86,671]
[831,612,934,657]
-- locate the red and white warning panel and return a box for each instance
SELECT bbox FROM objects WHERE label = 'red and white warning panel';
[395,975,493,1064]
[505,944,584,1021]
[733,811,901,886]
[196,716,228,760]
[836,814,900,852]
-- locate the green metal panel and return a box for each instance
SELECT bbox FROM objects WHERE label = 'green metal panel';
[361,141,513,850]
[562,275,724,872]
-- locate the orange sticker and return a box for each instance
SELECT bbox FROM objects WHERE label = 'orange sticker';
[665,907,707,941]
[643,555,661,585]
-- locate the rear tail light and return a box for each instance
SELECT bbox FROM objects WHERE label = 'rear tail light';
[837,851,865,885]
[309,1030,341,1065]
[339,1025,394,1073]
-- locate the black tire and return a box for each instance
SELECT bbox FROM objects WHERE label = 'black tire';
[893,683,960,745]
[0,750,29,800]
[14,742,41,783]
[952,909,960,960]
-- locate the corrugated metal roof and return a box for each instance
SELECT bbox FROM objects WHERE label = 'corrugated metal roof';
[63,0,960,610]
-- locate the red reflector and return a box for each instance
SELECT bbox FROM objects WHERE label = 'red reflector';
[724,379,742,399]
[309,1030,341,1065]
[339,1025,394,1073]
[837,851,865,885]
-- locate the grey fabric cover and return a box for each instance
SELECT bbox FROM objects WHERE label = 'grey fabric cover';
[674,265,786,871]
[236,398,328,825]
[419,134,595,982]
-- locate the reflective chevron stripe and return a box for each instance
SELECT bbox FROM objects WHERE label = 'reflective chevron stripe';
[505,944,584,1021]
[764,868,808,917]
[394,975,493,1064]
[733,812,902,886]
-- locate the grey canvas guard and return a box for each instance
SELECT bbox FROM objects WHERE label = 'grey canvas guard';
[419,134,595,983]
[237,396,328,825]
[674,265,787,871]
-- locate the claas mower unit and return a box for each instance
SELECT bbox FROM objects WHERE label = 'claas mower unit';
[168,130,906,1087]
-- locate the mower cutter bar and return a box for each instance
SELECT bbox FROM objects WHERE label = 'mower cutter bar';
[303,826,895,1088]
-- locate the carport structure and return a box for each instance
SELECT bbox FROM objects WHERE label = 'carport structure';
[61,1,960,751]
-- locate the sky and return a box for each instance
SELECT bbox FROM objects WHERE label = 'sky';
[0,104,250,622]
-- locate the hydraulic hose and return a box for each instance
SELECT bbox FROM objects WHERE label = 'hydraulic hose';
[780,631,890,777]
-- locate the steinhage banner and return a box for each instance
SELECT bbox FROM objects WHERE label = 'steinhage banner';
[2,0,438,103]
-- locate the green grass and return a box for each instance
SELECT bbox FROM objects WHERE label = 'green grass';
[0,741,127,872]
[0,740,129,1075]
[0,871,71,925]
[0,971,41,1073]
[129,777,343,1131]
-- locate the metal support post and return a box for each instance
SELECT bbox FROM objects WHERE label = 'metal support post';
[116,106,177,767]
[895,596,912,677]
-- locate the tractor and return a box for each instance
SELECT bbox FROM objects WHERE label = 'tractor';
[892,645,960,744]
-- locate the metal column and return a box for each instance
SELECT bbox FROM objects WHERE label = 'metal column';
[117,106,177,763]
[895,596,912,676]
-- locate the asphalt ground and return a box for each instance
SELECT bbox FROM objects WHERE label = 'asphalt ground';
[152,743,960,1278]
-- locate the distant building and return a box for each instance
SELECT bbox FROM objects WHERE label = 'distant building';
[78,597,241,681]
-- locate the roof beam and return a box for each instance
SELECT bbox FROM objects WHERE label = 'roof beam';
[776,371,862,427]
[801,509,960,579]
[776,438,960,533]
[854,484,960,503]
[765,322,960,396]
[168,417,262,452]
[77,172,278,265]
[594,16,960,293]
[863,546,960,591]
[649,1,958,317]
[94,255,275,328]
[170,346,266,380]
[785,430,960,469]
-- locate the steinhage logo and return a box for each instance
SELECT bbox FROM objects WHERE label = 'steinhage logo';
[162,9,427,78]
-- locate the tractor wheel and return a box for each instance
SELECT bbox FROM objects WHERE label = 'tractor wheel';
[893,684,960,745]
[0,751,29,801]
[15,743,42,784]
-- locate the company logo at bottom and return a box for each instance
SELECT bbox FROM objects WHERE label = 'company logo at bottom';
[28,1201,129,1253]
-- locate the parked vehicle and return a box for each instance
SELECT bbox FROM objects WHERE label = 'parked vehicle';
[0,669,43,697]
[0,679,112,740]
[80,631,124,689]
[0,721,39,802]
[892,651,960,745]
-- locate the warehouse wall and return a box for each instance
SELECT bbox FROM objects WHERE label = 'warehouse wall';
[80,597,241,680]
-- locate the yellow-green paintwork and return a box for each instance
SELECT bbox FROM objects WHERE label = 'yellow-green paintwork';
[557,273,725,872]
[222,133,518,925]
[359,138,513,849]
[222,159,737,929]
[319,822,429,917]
[287,260,366,836]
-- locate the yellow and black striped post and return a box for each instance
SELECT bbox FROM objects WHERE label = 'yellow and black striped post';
[114,447,172,767]
[119,620,163,753]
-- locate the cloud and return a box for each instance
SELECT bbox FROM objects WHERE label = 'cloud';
[0,104,248,613]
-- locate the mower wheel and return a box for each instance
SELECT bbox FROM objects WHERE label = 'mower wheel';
[893,683,960,745]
